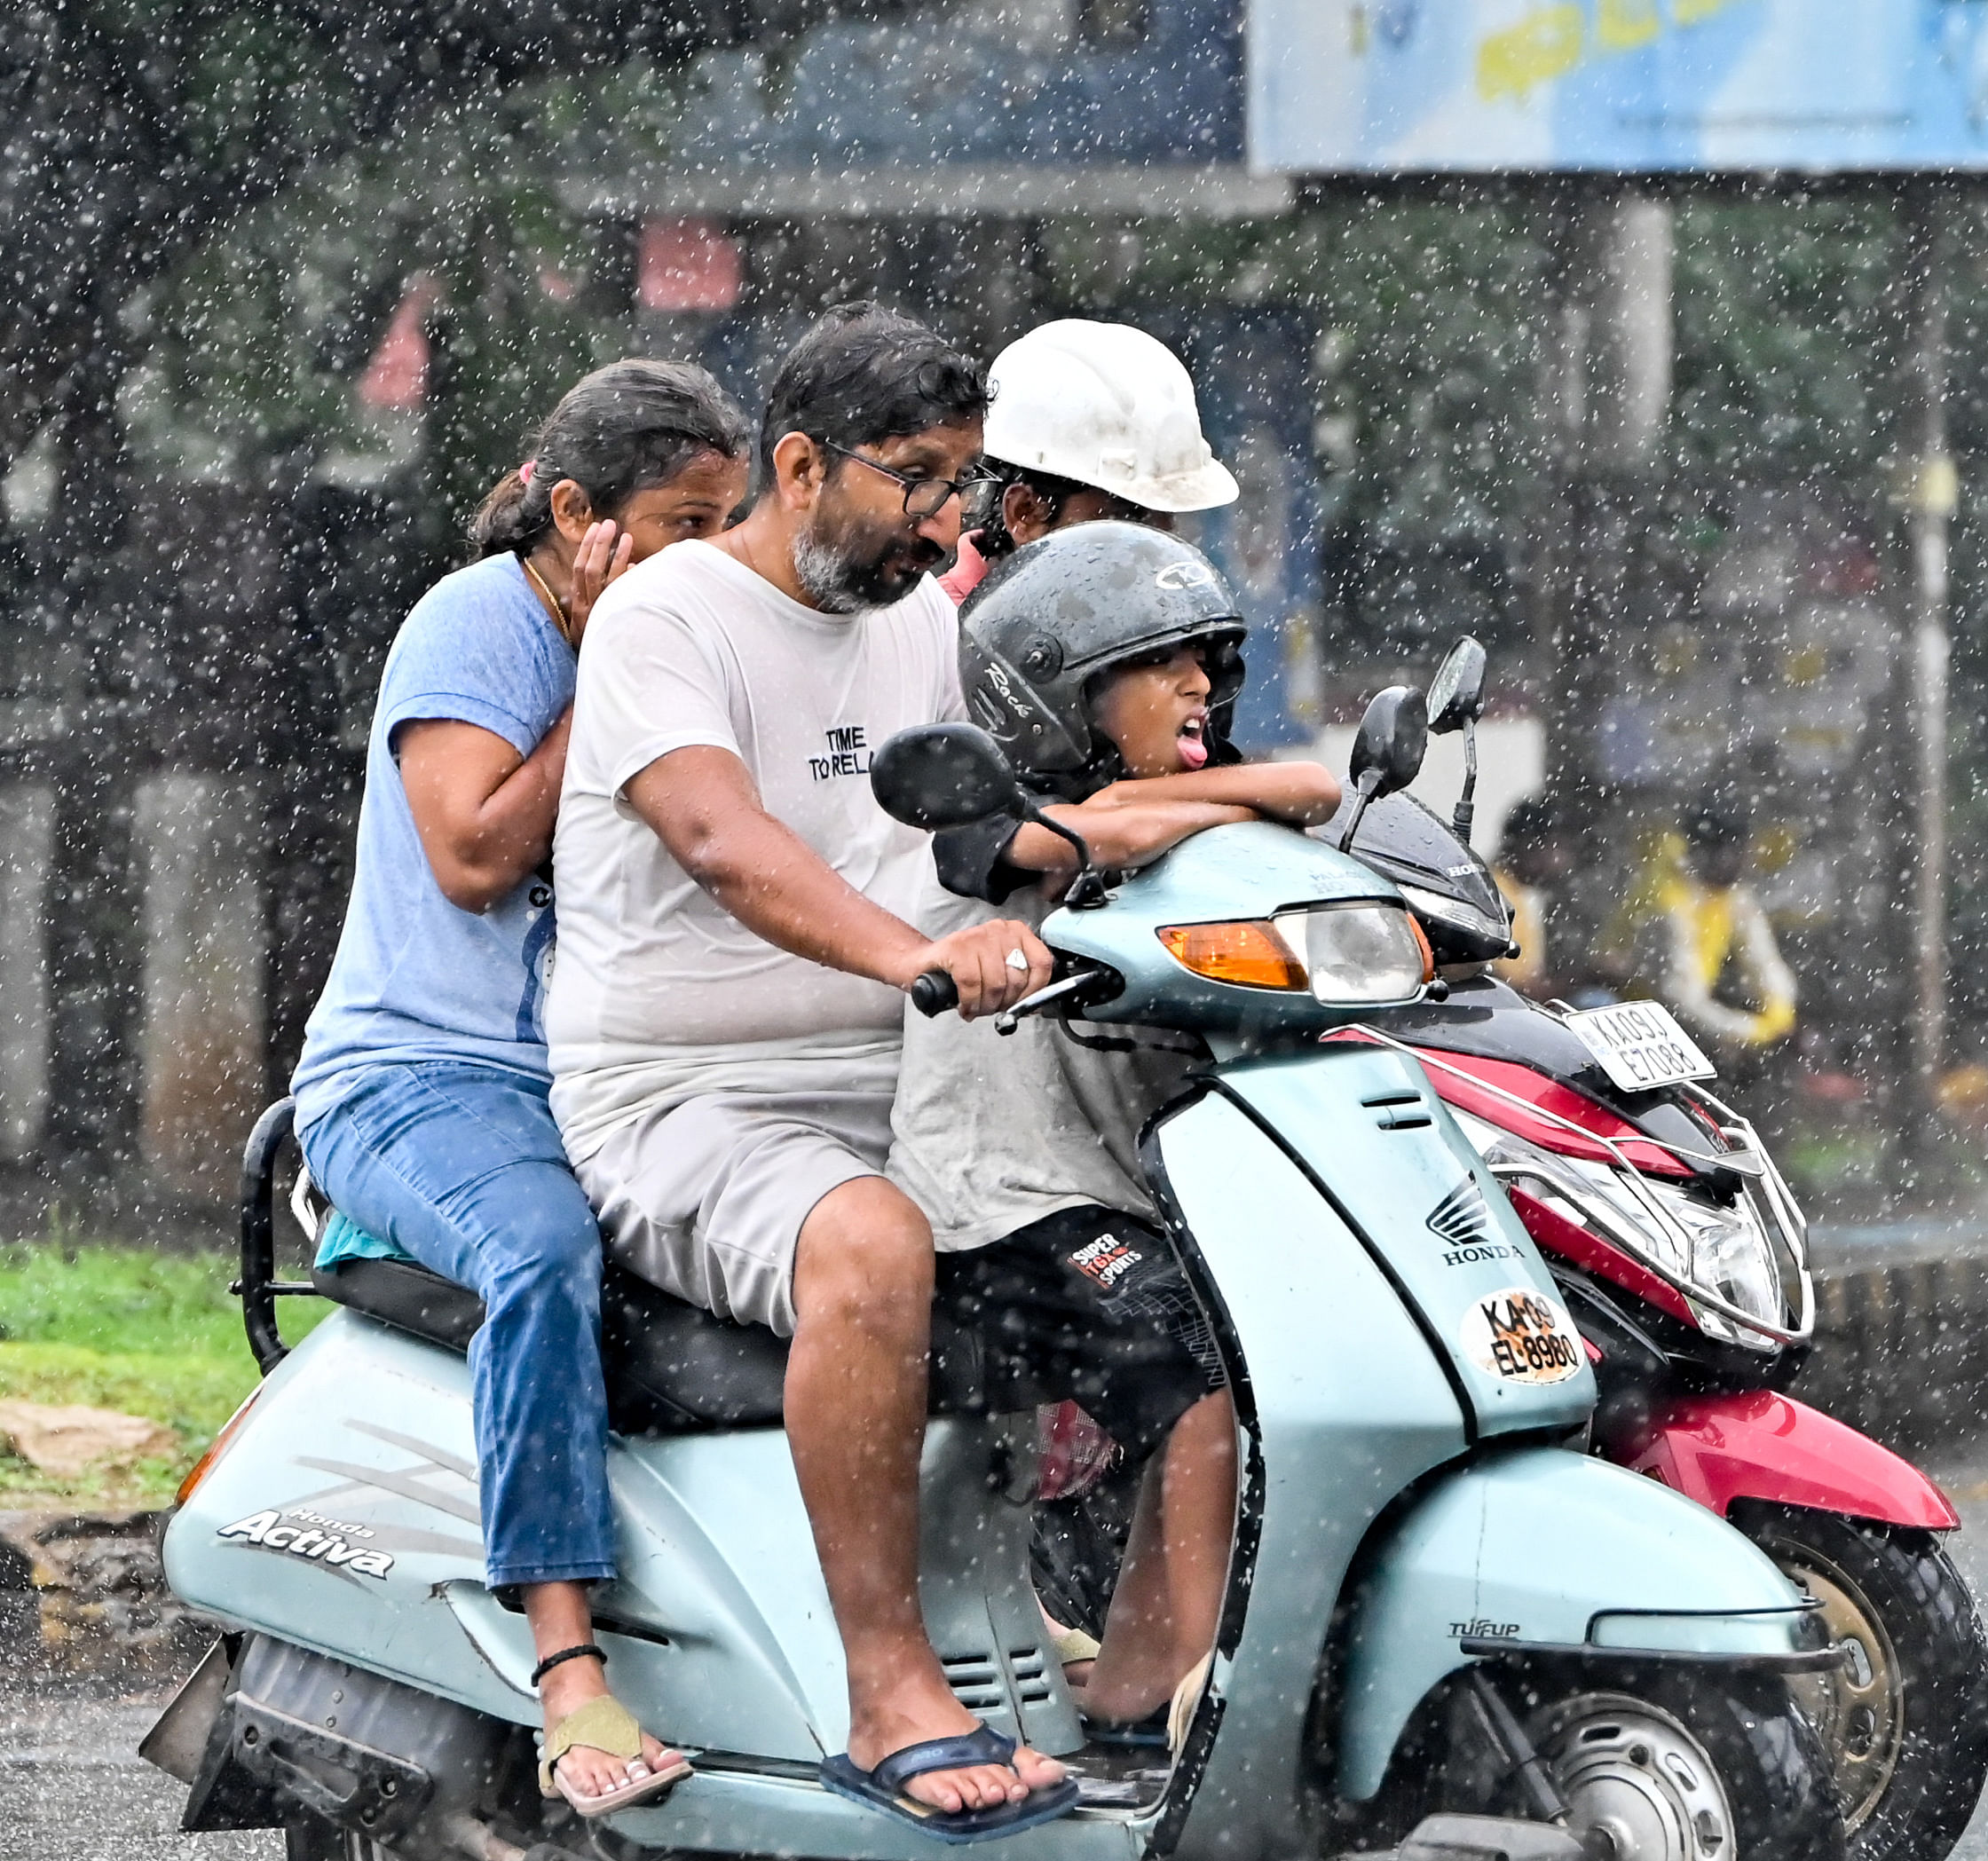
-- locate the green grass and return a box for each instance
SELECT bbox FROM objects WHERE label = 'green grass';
[0,1241,327,1508]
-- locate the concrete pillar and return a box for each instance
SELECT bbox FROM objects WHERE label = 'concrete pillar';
[1586,193,1675,474]
[1894,187,1954,1114]
[0,785,56,1159]
[134,775,265,1201]
[1537,185,1676,808]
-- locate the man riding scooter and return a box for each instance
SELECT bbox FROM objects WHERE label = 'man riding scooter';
[940,319,1238,604]
[546,303,1076,1840]
[158,311,1849,1861]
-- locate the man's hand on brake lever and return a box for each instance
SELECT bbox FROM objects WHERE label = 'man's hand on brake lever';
[903,920,1053,1021]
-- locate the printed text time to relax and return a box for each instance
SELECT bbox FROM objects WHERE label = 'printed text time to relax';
[809,725,871,781]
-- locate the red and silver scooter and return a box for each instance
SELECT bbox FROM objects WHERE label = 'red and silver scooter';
[1339,639,1988,1861]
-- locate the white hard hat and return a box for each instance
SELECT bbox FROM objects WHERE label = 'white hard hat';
[982,319,1240,515]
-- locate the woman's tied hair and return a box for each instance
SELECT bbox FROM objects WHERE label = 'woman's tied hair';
[470,359,750,558]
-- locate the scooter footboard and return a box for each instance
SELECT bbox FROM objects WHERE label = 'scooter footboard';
[1336,1446,1813,1802]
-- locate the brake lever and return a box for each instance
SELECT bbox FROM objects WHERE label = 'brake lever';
[994,973,1099,1037]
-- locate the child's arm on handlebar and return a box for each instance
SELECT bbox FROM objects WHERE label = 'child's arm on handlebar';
[1002,797,1257,877]
[1087,761,1341,825]
[993,761,1340,880]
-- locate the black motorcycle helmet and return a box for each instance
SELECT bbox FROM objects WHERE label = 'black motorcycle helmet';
[958,521,1248,796]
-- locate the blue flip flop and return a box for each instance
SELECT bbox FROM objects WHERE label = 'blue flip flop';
[819,1721,1081,1845]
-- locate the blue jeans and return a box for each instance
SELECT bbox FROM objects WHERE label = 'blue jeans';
[298,1062,615,1591]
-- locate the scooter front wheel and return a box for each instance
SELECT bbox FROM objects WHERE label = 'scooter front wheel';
[1735,1503,1988,1861]
[1522,1671,1843,1861]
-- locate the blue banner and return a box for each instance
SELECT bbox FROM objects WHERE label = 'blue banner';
[1250,0,1988,174]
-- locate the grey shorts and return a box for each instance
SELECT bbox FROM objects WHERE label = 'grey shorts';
[572,1090,895,1337]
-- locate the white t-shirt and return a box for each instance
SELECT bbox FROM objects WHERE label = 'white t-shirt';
[547,540,964,1162]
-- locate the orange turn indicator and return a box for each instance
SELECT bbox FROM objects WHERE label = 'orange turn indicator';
[1158,919,1306,990]
[177,1381,268,1508]
[1407,912,1435,982]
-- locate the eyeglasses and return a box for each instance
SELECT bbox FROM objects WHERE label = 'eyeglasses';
[963,466,1170,534]
[820,439,997,521]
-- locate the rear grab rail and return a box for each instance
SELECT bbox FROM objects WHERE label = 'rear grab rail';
[236,1096,319,1375]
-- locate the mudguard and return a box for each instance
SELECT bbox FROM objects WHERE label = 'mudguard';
[1336,1445,1812,1802]
[1629,1388,1959,1531]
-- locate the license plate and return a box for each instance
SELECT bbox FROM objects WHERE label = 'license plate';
[1566,1001,1716,1092]
[1460,1287,1586,1386]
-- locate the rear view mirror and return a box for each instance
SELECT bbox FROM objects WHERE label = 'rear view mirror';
[1427,637,1487,736]
[1428,636,1489,844]
[870,723,1027,830]
[1340,686,1428,853]
[1349,686,1428,800]
[871,722,1111,910]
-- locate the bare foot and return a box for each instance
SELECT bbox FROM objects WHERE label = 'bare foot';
[541,1658,677,1802]
[848,1676,1065,1814]
[1067,1676,1170,1726]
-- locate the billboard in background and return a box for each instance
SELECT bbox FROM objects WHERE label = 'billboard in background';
[1250,0,1988,174]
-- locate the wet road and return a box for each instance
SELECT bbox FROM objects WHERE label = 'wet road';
[13,1461,1988,1860]
[0,1686,278,1861]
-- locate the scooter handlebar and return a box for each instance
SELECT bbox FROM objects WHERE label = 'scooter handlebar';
[910,970,960,1016]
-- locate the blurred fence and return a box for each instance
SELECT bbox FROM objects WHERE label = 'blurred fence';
[1795,1225,1988,1454]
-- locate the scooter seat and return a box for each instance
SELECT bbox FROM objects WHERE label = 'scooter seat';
[312,1256,790,1431]
[312,1255,989,1433]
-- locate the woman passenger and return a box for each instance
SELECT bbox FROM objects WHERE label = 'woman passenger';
[288,360,750,1817]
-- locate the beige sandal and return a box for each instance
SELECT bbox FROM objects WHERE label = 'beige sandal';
[539,1693,692,1818]
[1051,1628,1101,1669]
[1165,1652,1212,1755]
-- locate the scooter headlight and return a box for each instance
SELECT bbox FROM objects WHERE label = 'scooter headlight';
[1448,1108,1787,1348]
[1644,1177,1784,1344]
[1157,904,1431,1005]
[1448,1109,1692,1280]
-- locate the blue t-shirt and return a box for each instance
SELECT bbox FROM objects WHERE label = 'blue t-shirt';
[291,555,576,1132]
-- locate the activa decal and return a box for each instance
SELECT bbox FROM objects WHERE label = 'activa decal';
[217,1510,396,1579]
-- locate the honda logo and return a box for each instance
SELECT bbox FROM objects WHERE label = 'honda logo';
[1426,1179,1495,1246]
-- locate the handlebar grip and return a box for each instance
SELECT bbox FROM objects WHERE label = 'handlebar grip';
[910,970,960,1017]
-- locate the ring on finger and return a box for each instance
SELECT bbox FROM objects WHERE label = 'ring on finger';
[1006,948,1029,973]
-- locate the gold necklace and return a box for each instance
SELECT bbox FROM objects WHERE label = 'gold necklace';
[519,554,575,646]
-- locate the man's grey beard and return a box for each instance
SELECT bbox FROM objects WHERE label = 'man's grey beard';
[791,526,871,614]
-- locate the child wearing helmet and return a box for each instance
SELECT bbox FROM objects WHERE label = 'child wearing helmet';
[888,521,1339,1741]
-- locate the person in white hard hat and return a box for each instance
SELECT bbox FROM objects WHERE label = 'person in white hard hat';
[939,319,1239,604]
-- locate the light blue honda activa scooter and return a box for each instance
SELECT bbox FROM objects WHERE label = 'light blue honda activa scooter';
[146,696,1845,1861]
